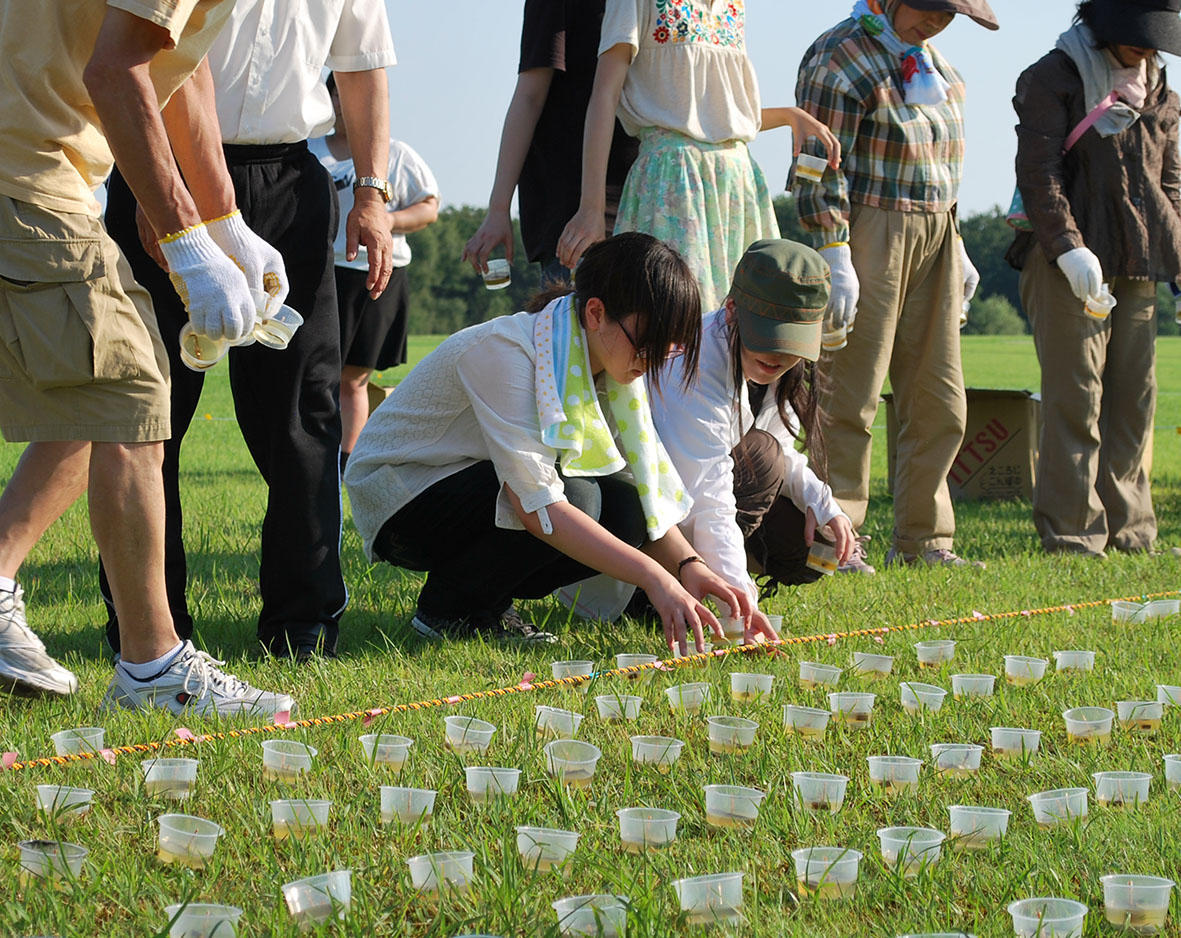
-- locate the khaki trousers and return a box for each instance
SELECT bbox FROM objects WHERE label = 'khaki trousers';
[817,205,966,554]
[1020,248,1157,553]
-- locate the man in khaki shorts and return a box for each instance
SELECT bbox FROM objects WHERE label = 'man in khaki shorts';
[0,0,293,717]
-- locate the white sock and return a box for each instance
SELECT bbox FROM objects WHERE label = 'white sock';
[119,641,185,681]
[0,576,16,593]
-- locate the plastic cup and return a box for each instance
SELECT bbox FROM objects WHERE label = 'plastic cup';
[766,614,784,631]
[1113,601,1147,623]
[178,323,229,372]
[1085,284,1117,320]
[465,766,520,803]
[795,152,828,183]
[948,805,1010,850]
[17,840,87,883]
[791,846,862,899]
[930,743,984,778]
[915,640,956,669]
[156,814,223,868]
[1144,599,1181,619]
[261,740,317,781]
[1165,754,1181,791]
[379,785,435,826]
[706,715,758,755]
[1027,788,1088,828]
[730,672,774,703]
[515,826,579,874]
[444,715,496,754]
[552,659,595,694]
[829,691,875,728]
[720,616,745,643]
[595,693,642,722]
[544,739,601,788]
[1101,874,1174,934]
[851,651,894,679]
[1005,655,1048,687]
[867,755,923,796]
[1007,898,1088,938]
[250,294,303,350]
[482,258,511,290]
[991,726,1042,761]
[821,325,848,352]
[141,758,198,801]
[282,870,351,930]
[536,705,584,739]
[672,872,744,927]
[552,894,628,937]
[1053,650,1095,673]
[1117,700,1163,735]
[665,682,710,714]
[900,682,947,714]
[876,827,945,878]
[359,734,413,770]
[799,660,842,689]
[407,850,475,898]
[1157,684,1181,707]
[806,538,838,575]
[163,902,243,938]
[952,673,996,699]
[270,799,331,840]
[51,726,104,757]
[703,784,765,830]
[784,704,831,740]
[615,653,658,684]
[1093,771,1151,808]
[617,807,679,853]
[1063,706,1114,747]
[791,771,849,814]
[35,784,94,820]
[630,735,684,773]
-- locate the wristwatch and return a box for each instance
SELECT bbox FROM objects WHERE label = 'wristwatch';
[353,176,392,203]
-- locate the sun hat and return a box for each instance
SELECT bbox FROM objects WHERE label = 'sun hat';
[899,0,999,30]
[1090,0,1181,56]
[729,240,829,362]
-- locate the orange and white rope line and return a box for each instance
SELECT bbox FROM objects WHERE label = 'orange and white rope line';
[3,588,1177,774]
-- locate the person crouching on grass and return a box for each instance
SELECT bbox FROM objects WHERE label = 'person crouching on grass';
[344,232,775,655]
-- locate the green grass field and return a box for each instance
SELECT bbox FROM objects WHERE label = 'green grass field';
[1,336,1179,937]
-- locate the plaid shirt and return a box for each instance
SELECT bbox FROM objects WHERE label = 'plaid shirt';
[793,17,967,246]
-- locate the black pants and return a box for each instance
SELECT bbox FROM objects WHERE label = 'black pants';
[100,142,346,653]
[372,462,646,621]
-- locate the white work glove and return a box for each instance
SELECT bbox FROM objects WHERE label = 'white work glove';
[158,224,256,342]
[818,243,860,330]
[959,238,980,304]
[1056,246,1103,301]
[206,209,290,305]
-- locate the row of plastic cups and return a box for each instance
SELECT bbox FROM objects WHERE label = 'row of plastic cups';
[537,696,642,732]
[1112,598,1181,622]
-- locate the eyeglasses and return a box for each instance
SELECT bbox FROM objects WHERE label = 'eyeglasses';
[617,318,648,362]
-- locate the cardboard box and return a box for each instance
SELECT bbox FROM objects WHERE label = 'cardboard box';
[883,388,1041,501]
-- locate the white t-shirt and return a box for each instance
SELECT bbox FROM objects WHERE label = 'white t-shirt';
[309,136,439,269]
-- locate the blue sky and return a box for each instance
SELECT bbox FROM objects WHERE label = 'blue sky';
[384,1,1121,217]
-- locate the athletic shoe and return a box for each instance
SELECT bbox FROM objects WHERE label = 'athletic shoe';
[0,586,78,697]
[837,535,876,575]
[884,547,986,570]
[494,606,557,644]
[411,606,557,644]
[100,641,295,717]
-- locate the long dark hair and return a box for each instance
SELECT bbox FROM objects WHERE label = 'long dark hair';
[524,232,702,390]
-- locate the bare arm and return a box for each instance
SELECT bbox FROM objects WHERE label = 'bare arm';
[160,58,236,220]
[390,195,438,235]
[760,106,841,167]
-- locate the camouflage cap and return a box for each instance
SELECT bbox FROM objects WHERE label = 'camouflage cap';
[730,239,830,362]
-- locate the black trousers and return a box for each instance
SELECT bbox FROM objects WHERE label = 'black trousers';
[372,462,646,621]
[100,142,346,653]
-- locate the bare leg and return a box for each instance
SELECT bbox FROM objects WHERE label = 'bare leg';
[0,441,90,579]
[340,364,373,455]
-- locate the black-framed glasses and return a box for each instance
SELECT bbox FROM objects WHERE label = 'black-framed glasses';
[617,318,648,361]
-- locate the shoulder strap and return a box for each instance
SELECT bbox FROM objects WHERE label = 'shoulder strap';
[1064,91,1120,152]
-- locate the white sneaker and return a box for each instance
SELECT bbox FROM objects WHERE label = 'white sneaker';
[0,586,79,697]
[101,641,295,718]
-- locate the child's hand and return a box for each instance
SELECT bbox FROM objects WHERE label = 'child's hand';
[557,206,608,269]
[786,107,842,168]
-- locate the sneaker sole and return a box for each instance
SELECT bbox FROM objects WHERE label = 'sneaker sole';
[0,662,78,698]
[410,615,446,641]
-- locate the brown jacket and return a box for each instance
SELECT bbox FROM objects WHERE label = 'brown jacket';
[1006,49,1181,282]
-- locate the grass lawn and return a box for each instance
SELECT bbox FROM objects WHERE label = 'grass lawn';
[0,335,1179,937]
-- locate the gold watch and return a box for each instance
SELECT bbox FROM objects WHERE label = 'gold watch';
[353,176,392,203]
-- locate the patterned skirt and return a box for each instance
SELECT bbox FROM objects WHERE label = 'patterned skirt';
[614,128,779,312]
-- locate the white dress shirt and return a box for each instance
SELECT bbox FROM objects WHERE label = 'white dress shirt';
[208,0,396,145]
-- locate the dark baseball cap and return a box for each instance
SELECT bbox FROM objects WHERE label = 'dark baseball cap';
[1091,0,1181,56]
[902,0,999,30]
[729,240,829,362]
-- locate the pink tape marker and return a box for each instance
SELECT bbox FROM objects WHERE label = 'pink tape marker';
[362,708,383,726]
[98,748,117,766]
[273,711,291,726]
[174,727,195,742]
[2,751,18,770]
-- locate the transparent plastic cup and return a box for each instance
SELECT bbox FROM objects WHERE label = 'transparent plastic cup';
[1085,284,1117,320]
[877,827,945,878]
[1053,650,1095,673]
[35,784,94,819]
[1093,771,1151,808]
[536,705,584,739]
[270,799,331,840]
[615,653,658,684]
[1101,874,1174,935]
[595,694,642,722]
[552,659,595,694]
[515,826,579,873]
[766,614,784,631]
[791,846,861,899]
[1157,684,1181,707]
[178,323,229,372]
[465,766,520,803]
[141,758,198,801]
[730,672,774,703]
[851,652,894,679]
[163,902,243,938]
[665,682,710,714]
[1063,706,1114,747]
[991,726,1042,761]
[407,851,475,898]
[630,735,684,773]
[482,258,511,290]
[900,682,947,714]
[282,870,352,930]
[800,660,842,689]
[156,814,223,868]
[1027,788,1088,828]
[821,325,848,352]
[703,784,765,830]
[1165,754,1181,791]
[379,785,436,826]
[444,715,496,754]
[544,739,601,788]
[806,538,838,576]
[915,640,956,669]
[1007,897,1088,938]
[1117,700,1163,735]
[261,740,317,781]
[18,840,87,883]
[829,691,876,728]
[1144,599,1181,619]
[791,771,849,814]
[952,673,996,699]
[706,715,758,755]
[1113,601,1147,623]
[795,152,828,183]
[617,807,679,853]
[930,743,984,778]
[672,872,744,927]
[250,293,303,351]
[948,805,1010,850]
[552,894,628,937]
[867,755,923,796]
[720,616,746,643]
[359,733,413,770]
[784,704,831,740]
[51,726,104,757]
[1005,655,1048,687]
